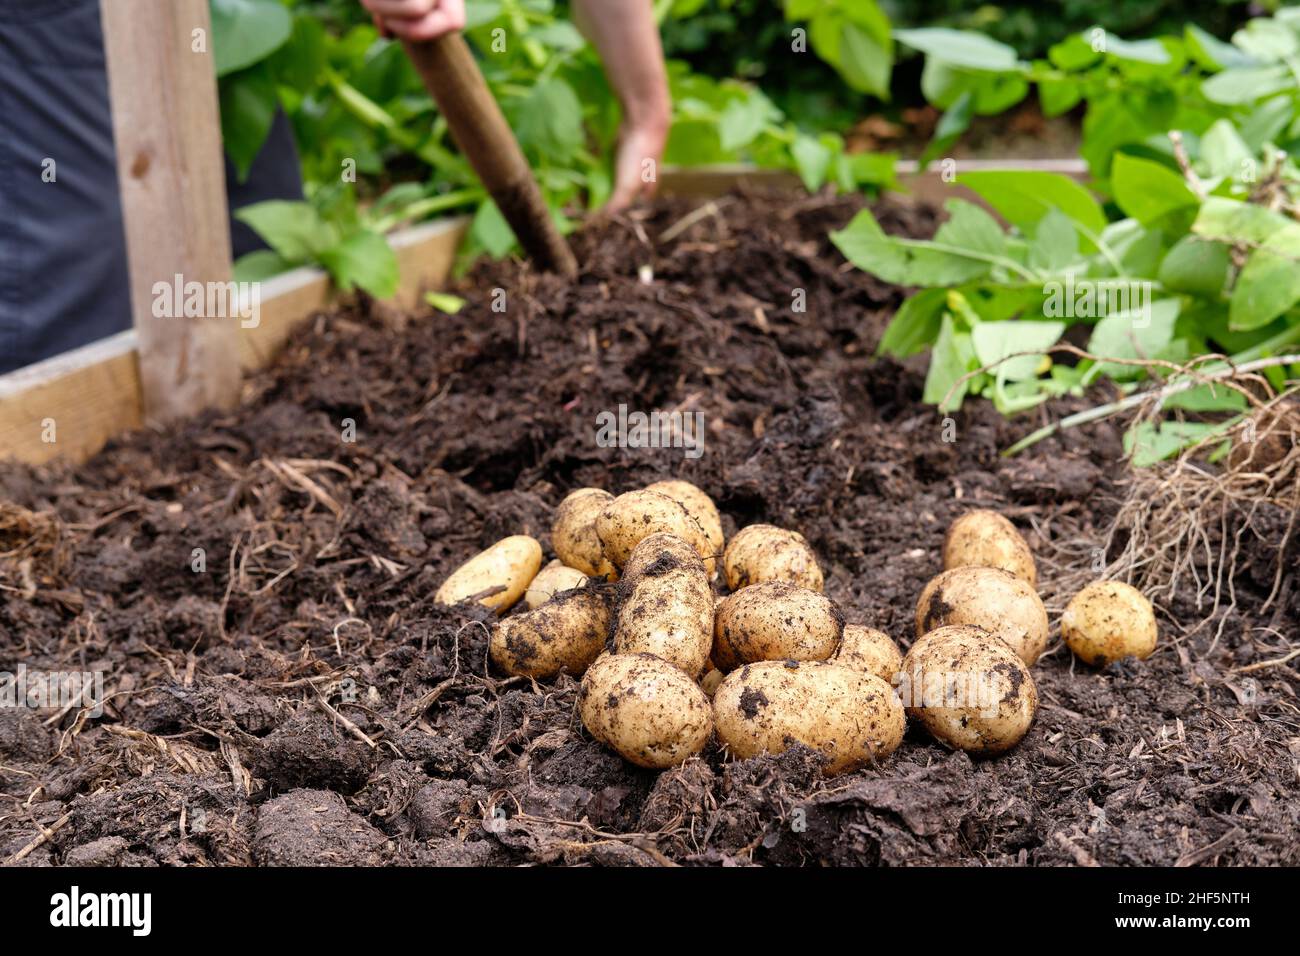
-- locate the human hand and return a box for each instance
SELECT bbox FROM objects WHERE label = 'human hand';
[359,0,465,40]
[607,115,669,212]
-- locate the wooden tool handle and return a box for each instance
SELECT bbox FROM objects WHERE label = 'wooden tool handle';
[403,34,578,278]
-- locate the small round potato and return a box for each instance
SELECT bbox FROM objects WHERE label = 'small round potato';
[713,582,843,671]
[833,624,903,684]
[914,566,1049,666]
[645,479,725,560]
[523,559,589,610]
[1061,581,1157,666]
[723,524,823,592]
[901,625,1037,755]
[613,534,713,678]
[596,489,715,575]
[490,587,612,678]
[943,510,1037,587]
[579,653,713,769]
[551,488,618,580]
[435,535,542,613]
[713,660,905,774]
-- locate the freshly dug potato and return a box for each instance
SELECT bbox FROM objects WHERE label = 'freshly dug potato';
[914,566,1049,666]
[712,582,843,671]
[943,510,1037,587]
[645,479,724,559]
[713,660,904,774]
[901,625,1037,755]
[523,559,589,610]
[723,524,823,592]
[1061,581,1157,666]
[578,653,713,768]
[613,533,712,678]
[490,587,613,678]
[595,489,715,575]
[832,625,903,684]
[551,488,617,580]
[435,535,542,612]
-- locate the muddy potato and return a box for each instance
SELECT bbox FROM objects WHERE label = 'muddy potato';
[435,535,542,612]
[578,653,713,768]
[914,566,1049,666]
[595,489,715,575]
[613,533,712,678]
[901,625,1037,755]
[1061,581,1157,666]
[943,510,1037,587]
[523,559,589,610]
[645,479,724,559]
[833,625,903,684]
[713,581,843,671]
[713,660,904,774]
[551,488,618,580]
[723,524,823,592]
[490,588,613,678]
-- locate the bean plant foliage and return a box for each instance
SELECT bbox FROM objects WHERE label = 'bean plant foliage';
[210,0,898,296]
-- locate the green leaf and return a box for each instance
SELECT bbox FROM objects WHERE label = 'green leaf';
[1125,420,1226,467]
[472,200,516,259]
[516,78,584,161]
[791,135,833,192]
[1158,236,1229,297]
[232,249,290,283]
[838,20,893,98]
[1087,299,1181,379]
[219,63,279,181]
[1202,65,1292,105]
[832,201,1006,287]
[923,313,976,411]
[1111,153,1197,225]
[878,288,948,357]
[319,230,398,298]
[895,28,1020,72]
[1231,18,1299,61]
[1185,24,1257,71]
[972,321,1065,380]
[210,0,293,77]
[1028,208,1079,272]
[424,292,467,314]
[1231,241,1300,331]
[959,170,1107,251]
[1193,197,1296,244]
[1038,76,1081,117]
[717,93,773,152]
[234,201,334,263]
[1162,384,1247,413]
[919,92,972,166]
[1199,120,1254,179]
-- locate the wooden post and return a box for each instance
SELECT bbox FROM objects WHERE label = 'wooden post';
[100,0,241,423]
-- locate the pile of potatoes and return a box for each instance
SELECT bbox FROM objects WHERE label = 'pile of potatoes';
[435,487,1158,774]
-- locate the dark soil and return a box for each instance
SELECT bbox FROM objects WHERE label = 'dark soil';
[1,191,1296,867]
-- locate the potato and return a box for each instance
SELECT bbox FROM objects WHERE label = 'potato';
[1061,581,1157,666]
[713,581,843,671]
[943,510,1037,587]
[900,625,1037,755]
[435,535,542,612]
[612,533,712,678]
[713,660,904,774]
[595,489,715,575]
[832,624,903,684]
[523,559,589,610]
[578,653,713,768]
[551,488,618,580]
[723,524,823,592]
[914,566,1049,666]
[490,587,612,678]
[645,479,724,559]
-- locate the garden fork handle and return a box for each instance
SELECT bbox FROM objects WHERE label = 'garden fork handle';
[403,34,578,278]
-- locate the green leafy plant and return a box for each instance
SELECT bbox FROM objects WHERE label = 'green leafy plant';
[832,130,1300,461]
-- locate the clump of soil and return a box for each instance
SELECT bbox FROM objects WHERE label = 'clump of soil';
[1,191,1296,867]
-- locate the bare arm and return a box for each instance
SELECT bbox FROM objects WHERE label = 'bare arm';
[571,0,672,210]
